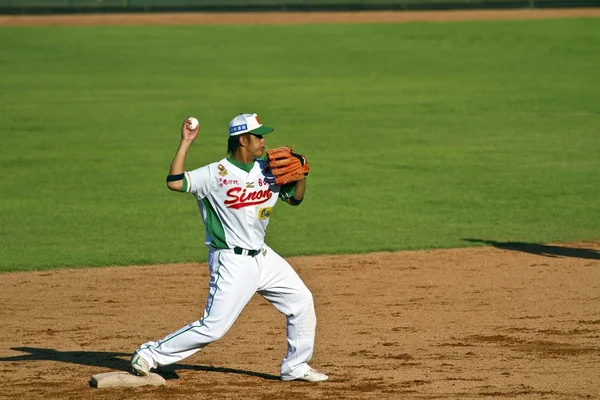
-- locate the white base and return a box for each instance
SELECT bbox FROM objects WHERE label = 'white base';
[90,371,166,388]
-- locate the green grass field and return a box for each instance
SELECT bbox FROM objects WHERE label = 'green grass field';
[1,18,599,271]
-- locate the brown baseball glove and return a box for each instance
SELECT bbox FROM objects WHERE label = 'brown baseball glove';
[266,146,310,186]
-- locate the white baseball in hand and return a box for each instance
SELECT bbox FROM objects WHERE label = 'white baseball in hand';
[187,117,199,130]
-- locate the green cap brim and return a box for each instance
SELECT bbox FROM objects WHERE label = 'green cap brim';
[249,125,274,135]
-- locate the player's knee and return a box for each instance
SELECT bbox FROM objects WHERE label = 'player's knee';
[211,330,227,342]
[293,288,314,314]
[299,287,314,306]
[291,291,317,334]
[201,321,231,342]
[212,321,236,341]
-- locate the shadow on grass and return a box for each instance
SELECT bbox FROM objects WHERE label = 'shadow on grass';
[0,347,280,381]
[462,239,600,261]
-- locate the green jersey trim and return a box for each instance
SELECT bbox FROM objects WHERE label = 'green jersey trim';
[227,157,254,173]
[181,175,189,192]
[201,198,228,249]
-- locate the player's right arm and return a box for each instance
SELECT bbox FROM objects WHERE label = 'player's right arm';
[166,118,200,192]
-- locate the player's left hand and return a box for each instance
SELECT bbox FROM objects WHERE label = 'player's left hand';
[266,146,310,186]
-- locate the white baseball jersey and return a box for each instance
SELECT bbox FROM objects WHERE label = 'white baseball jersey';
[185,157,292,251]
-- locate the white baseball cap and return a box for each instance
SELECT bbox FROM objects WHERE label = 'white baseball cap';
[228,113,274,136]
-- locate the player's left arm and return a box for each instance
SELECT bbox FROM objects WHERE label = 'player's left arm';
[285,178,306,206]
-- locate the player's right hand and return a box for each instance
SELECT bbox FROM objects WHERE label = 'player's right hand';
[181,118,199,142]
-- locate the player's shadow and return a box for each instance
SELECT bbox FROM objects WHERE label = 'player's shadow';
[462,239,600,260]
[0,347,280,381]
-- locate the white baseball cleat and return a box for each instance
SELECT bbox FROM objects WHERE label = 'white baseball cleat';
[130,354,151,376]
[282,367,329,382]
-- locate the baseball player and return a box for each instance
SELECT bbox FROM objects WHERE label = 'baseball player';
[130,113,328,382]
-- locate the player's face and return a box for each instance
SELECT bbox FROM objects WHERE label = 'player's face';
[248,134,265,158]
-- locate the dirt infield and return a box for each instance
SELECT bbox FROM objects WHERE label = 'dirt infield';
[1,242,599,399]
[1,8,600,26]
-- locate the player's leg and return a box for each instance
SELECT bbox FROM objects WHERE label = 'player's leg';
[133,250,259,371]
[256,245,327,381]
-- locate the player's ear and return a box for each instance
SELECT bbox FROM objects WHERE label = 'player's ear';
[239,134,249,147]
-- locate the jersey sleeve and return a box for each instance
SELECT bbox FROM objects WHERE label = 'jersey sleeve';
[185,166,214,198]
[278,183,296,201]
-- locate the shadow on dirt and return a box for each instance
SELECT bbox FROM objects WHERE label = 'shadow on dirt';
[463,239,600,261]
[0,347,280,380]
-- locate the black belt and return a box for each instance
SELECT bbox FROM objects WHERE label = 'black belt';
[233,247,260,257]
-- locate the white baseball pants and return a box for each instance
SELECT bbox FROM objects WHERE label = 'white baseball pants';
[135,245,317,379]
